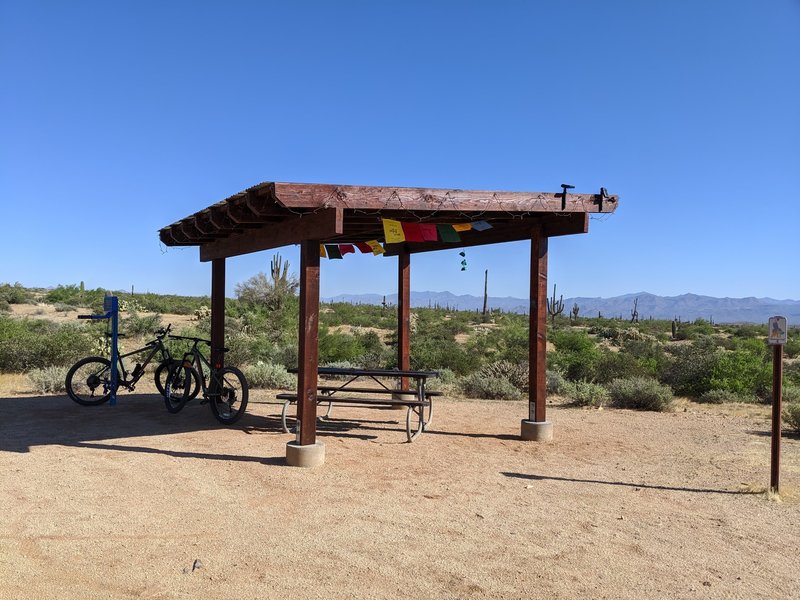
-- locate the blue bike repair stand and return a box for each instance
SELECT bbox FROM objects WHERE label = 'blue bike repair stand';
[78,295,119,405]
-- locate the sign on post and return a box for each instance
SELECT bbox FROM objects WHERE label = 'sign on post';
[768,315,787,346]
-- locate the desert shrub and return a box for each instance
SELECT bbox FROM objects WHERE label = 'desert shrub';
[709,348,771,400]
[0,318,91,372]
[563,380,609,407]
[120,312,162,336]
[607,377,673,411]
[698,389,759,404]
[481,360,529,392]
[0,300,9,313]
[783,402,800,433]
[782,386,800,405]
[0,282,34,304]
[659,337,719,397]
[411,336,481,375]
[784,330,800,359]
[594,349,646,384]
[547,368,568,395]
[27,366,68,394]
[425,368,456,392]
[460,373,523,400]
[244,361,295,389]
[549,330,600,382]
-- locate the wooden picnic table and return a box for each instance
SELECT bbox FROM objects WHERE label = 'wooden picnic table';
[279,367,440,442]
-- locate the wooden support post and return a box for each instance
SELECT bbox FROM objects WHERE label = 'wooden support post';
[210,258,226,370]
[529,227,548,423]
[398,250,411,389]
[297,240,321,446]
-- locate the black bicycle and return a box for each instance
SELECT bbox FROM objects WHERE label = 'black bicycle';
[163,335,249,425]
[65,324,199,406]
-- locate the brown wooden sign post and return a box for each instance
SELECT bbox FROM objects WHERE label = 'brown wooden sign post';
[768,315,787,494]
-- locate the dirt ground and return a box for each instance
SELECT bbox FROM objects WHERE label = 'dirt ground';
[1,389,798,599]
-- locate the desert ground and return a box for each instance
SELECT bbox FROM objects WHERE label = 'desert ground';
[1,385,798,599]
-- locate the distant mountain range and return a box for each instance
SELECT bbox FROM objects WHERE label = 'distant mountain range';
[322,291,800,324]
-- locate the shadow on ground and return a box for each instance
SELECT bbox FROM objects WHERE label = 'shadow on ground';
[501,472,760,495]
[0,394,417,454]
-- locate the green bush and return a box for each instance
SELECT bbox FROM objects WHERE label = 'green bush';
[120,312,162,336]
[594,349,647,384]
[563,380,609,407]
[547,369,568,395]
[0,317,91,372]
[607,377,673,411]
[782,402,800,433]
[698,389,759,404]
[460,373,523,400]
[27,366,68,394]
[0,300,9,313]
[549,330,600,382]
[659,337,719,397]
[480,360,528,392]
[709,348,771,400]
[244,361,295,389]
[782,386,800,404]
[0,282,35,304]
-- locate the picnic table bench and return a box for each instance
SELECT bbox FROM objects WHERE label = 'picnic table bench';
[278,367,440,442]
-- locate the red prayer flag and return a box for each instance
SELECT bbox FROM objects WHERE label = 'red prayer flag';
[339,244,356,256]
[355,242,373,253]
[401,221,425,242]
[419,223,438,241]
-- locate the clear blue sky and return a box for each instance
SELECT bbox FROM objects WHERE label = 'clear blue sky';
[2,1,798,301]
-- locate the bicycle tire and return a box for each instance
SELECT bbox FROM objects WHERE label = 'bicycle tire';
[163,365,196,414]
[65,356,114,406]
[209,366,249,425]
[155,360,200,400]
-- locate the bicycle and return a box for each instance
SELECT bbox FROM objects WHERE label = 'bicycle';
[65,324,199,406]
[163,335,249,425]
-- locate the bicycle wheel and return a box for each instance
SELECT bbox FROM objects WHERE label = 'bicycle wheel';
[65,356,114,406]
[155,360,200,400]
[163,365,196,414]
[209,366,249,425]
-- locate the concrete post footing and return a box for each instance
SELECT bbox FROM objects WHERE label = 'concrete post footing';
[520,420,553,442]
[286,441,326,467]
[391,391,416,410]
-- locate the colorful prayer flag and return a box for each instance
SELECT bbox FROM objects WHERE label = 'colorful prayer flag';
[355,242,373,253]
[382,219,405,243]
[419,223,438,241]
[320,244,327,258]
[366,240,385,255]
[452,223,472,232]
[339,244,355,256]
[325,244,343,259]
[401,222,425,242]
[471,220,492,231]
[437,224,460,243]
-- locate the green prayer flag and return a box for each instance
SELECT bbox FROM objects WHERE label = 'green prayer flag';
[325,244,343,259]
[437,224,460,243]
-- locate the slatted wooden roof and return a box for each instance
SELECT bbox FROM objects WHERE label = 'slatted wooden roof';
[159,181,618,262]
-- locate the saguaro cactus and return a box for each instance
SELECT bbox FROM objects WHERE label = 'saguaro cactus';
[547,284,565,325]
[570,302,580,323]
[630,297,639,324]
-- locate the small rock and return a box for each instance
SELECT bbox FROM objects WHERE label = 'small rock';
[475,513,485,519]
[525,484,534,489]
[702,581,711,587]
[192,559,204,572]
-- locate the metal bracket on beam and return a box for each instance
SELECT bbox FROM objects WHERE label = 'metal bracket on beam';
[560,184,575,211]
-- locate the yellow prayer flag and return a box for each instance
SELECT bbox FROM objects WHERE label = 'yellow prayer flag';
[320,244,327,258]
[382,218,406,243]
[452,223,472,232]
[366,240,385,255]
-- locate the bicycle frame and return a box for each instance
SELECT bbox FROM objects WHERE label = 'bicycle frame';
[115,339,171,388]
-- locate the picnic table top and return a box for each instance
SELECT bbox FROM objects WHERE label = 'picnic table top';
[288,366,439,378]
